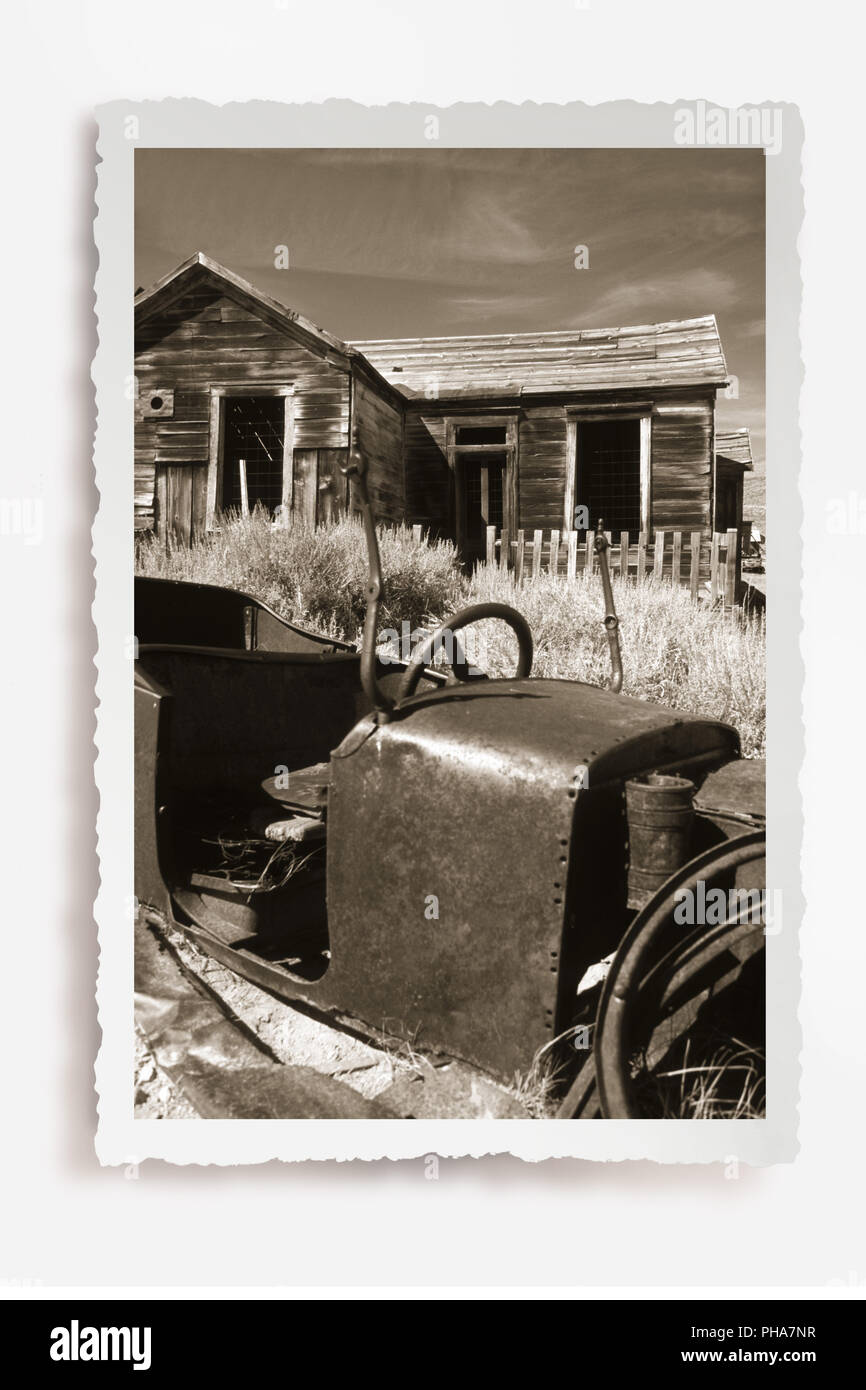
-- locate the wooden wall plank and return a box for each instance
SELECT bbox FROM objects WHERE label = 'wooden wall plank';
[292,450,319,529]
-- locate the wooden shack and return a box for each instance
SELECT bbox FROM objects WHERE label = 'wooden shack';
[134,253,405,542]
[135,254,736,578]
[714,427,753,533]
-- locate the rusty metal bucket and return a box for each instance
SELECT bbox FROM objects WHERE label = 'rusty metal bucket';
[625,773,696,910]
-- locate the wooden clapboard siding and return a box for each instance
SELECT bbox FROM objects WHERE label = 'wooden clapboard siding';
[135,279,351,532]
[315,447,349,524]
[352,376,405,525]
[517,407,568,530]
[154,463,209,545]
[404,412,450,534]
[291,450,319,529]
[650,396,715,533]
[134,255,733,549]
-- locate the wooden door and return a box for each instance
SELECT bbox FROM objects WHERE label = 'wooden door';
[457,455,505,561]
[156,463,207,544]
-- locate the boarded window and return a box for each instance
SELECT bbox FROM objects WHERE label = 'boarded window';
[576,418,641,534]
[222,397,285,516]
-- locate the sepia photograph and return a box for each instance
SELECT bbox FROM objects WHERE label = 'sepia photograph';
[130,143,769,1124]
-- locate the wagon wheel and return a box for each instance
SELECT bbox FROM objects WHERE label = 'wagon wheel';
[556,832,766,1119]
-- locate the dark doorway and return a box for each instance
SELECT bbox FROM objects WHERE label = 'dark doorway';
[458,453,505,561]
[715,472,739,532]
[576,418,642,535]
[222,396,285,516]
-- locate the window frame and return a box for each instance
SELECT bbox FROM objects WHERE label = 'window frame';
[206,384,295,529]
[564,406,651,536]
[445,413,519,554]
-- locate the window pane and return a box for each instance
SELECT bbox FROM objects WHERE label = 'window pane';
[455,425,507,446]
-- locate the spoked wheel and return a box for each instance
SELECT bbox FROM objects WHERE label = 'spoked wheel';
[557,832,766,1119]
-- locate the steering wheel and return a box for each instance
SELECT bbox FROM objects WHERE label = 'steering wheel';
[396,602,534,702]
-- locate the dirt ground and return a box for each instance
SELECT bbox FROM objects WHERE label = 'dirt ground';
[134,917,534,1120]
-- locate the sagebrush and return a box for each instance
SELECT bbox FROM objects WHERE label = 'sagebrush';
[136,510,765,757]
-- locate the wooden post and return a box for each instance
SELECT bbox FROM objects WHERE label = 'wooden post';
[689,531,702,599]
[637,530,647,583]
[412,523,422,543]
[724,526,739,608]
[486,525,497,567]
[515,529,526,582]
[238,458,249,517]
[532,528,543,579]
[499,527,510,572]
[710,532,721,602]
[671,530,682,587]
[620,531,629,580]
[653,530,665,581]
[549,528,560,575]
[567,530,578,579]
[583,533,594,576]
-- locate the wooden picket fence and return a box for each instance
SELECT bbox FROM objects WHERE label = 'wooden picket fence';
[411,524,742,606]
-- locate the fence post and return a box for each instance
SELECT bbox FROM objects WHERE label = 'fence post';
[671,530,682,587]
[653,530,666,581]
[532,528,543,579]
[724,526,739,608]
[549,528,560,575]
[499,527,510,573]
[486,525,496,567]
[515,529,526,582]
[619,531,629,579]
[412,523,422,543]
[689,531,702,599]
[710,532,721,602]
[238,458,249,517]
[567,530,578,579]
[583,532,594,575]
[637,530,647,583]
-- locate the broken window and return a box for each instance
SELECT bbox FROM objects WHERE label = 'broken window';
[222,396,285,516]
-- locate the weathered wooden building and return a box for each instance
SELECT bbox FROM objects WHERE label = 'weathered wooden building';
[134,253,405,541]
[135,253,740,569]
[714,427,753,533]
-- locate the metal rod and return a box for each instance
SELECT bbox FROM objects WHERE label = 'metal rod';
[594,518,623,693]
[341,441,395,722]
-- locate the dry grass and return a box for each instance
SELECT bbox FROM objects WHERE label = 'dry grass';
[463,567,765,758]
[136,511,765,758]
[634,1034,766,1119]
[510,1025,591,1118]
[135,507,464,642]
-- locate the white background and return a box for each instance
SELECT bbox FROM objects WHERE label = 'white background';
[0,0,863,1291]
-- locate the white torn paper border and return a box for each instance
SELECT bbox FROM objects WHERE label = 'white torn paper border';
[93,99,803,1166]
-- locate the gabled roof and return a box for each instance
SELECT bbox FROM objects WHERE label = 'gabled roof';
[716,427,753,470]
[134,251,353,366]
[349,316,729,400]
[135,254,730,402]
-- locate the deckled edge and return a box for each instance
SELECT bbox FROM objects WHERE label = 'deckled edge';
[92,98,803,1168]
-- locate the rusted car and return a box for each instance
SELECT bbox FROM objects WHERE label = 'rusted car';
[135,451,765,1118]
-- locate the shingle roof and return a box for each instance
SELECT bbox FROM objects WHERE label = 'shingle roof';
[716,427,753,470]
[349,316,729,400]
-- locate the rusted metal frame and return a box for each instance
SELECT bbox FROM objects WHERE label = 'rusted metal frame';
[593,523,624,693]
[341,445,395,722]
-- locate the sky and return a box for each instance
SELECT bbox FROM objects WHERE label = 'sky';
[135,147,765,469]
